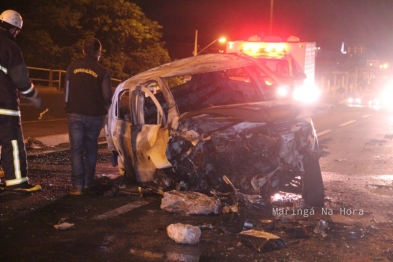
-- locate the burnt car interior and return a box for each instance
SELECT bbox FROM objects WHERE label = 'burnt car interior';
[116,65,280,125]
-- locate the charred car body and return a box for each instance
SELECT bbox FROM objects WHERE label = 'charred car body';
[105,54,328,206]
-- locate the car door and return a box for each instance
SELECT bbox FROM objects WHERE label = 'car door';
[129,84,172,184]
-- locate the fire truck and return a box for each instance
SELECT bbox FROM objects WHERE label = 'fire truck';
[226,36,319,102]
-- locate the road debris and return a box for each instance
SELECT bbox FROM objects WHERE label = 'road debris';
[129,249,164,260]
[327,221,365,239]
[197,223,214,230]
[367,184,393,189]
[239,230,286,252]
[242,220,254,230]
[25,137,45,149]
[54,222,75,230]
[161,190,221,215]
[313,219,329,237]
[313,219,365,239]
[283,226,308,239]
[93,201,149,220]
[38,108,49,120]
[166,251,200,262]
[107,183,156,197]
[334,158,348,162]
[167,223,201,244]
[260,219,276,231]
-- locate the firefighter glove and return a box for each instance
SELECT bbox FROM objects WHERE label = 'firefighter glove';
[25,96,41,108]
[22,87,41,108]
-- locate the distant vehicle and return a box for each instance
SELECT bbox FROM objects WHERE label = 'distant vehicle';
[347,93,363,107]
[368,81,393,110]
[347,78,393,110]
[226,35,320,103]
[105,53,330,206]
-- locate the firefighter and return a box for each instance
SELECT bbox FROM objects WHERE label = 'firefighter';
[0,10,42,192]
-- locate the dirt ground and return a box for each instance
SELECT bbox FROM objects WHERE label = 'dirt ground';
[1,145,393,262]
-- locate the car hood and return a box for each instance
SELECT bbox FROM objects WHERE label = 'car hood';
[180,99,333,123]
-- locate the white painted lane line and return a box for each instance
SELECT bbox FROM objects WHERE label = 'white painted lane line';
[317,130,332,137]
[93,200,149,220]
[339,120,356,127]
[361,114,371,118]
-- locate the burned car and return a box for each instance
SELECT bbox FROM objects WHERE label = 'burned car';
[105,54,328,206]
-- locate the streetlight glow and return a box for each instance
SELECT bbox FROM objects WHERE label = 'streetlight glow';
[193,30,227,56]
[218,37,226,43]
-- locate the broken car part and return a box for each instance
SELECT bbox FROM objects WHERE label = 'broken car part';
[314,220,365,239]
[239,230,287,252]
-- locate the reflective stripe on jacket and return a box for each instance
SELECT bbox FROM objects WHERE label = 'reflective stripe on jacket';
[0,64,7,74]
[0,108,20,116]
[0,28,36,113]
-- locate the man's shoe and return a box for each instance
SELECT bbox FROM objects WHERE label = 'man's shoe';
[7,182,42,193]
[69,189,84,196]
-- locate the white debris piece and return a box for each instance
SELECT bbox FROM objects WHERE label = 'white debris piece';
[167,223,201,244]
[38,108,49,120]
[160,190,221,215]
[54,222,75,230]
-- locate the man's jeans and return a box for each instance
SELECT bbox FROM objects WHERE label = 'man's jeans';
[67,113,104,190]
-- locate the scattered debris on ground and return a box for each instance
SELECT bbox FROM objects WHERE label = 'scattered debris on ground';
[161,190,221,215]
[167,223,202,244]
[54,222,75,230]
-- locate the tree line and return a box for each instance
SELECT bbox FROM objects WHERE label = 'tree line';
[0,0,171,80]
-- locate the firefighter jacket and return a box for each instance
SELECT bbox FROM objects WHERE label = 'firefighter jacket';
[0,28,36,117]
[65,55,112,116]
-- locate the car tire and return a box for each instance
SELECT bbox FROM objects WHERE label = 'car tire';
[302,152,325,207]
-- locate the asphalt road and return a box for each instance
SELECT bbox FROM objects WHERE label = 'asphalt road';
[22,118,68,138]
[20,87,66,122]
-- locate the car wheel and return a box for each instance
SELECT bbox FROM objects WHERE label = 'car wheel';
[302,152,325,207]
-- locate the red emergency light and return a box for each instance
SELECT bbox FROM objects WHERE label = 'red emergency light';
[227,41,288,58]
[226,36,303,58]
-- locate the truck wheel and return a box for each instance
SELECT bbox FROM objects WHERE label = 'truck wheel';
[302,152,325,207]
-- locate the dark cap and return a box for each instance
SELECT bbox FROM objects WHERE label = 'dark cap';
[83,37,101,56]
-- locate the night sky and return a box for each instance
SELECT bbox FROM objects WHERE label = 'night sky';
[132,0,393,60]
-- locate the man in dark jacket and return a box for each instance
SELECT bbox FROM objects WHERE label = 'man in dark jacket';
[65,37,112,195]
[0,10,41,192]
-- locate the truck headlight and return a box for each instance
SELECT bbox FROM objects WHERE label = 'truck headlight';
[293,85,321,103]
[277,86,289,97]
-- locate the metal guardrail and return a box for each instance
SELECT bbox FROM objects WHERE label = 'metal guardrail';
[27,66,64,89]
[27,66,122,89]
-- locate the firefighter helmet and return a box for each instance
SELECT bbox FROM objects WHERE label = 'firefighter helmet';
[0,10,23,29]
